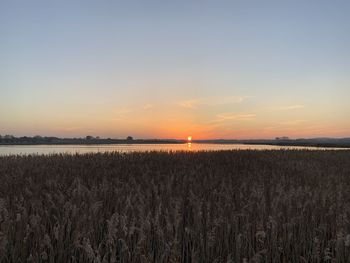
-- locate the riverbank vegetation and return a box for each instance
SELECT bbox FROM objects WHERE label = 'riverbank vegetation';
[1,150,350,262]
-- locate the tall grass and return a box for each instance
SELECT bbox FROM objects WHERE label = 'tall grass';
[0,150,350,262]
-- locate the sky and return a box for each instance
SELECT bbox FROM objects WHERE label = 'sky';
[0,0,349,139]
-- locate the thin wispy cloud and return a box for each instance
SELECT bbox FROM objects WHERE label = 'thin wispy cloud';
[279,119,307,126]
[142,104,154,110]
[282,105,305,110]
[179,96,246,109]
[179,99,198,109]
[262,120,307,131]
[269,104,305,111]
[216,113,256,122]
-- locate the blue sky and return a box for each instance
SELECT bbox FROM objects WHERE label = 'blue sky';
[1,0,349,139]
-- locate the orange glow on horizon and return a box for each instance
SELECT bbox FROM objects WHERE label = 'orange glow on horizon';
[187,136,192,141]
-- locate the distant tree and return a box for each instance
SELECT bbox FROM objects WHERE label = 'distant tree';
[126,136,133,141]
[276,136,289,140]
[86,135,94,140]
[34,135,42,141]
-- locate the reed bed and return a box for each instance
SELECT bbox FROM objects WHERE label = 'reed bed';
[0,150,350,262]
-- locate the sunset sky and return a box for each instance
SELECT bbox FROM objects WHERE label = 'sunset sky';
[1,0,349,139]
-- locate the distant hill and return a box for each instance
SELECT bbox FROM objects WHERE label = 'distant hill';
[195,138,350,148]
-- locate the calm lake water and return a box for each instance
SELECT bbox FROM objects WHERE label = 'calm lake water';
[0,143,348,155]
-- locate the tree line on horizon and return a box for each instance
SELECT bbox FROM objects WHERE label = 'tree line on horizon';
[0,135,185,145]
[0,135,132,144]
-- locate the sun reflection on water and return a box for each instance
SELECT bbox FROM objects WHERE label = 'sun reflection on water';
[187,142,192,150]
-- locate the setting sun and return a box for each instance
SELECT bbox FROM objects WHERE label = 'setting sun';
[187,136,192,142]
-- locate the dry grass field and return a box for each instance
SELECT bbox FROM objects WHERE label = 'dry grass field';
[1,150,350,262]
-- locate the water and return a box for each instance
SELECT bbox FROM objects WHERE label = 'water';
[0,143,348,155]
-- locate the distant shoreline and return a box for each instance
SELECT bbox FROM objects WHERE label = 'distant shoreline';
[0,139,185,146]
[1,138,350,148]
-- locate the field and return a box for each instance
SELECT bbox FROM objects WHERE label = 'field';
[1,150,350,262]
